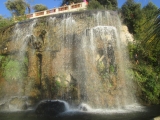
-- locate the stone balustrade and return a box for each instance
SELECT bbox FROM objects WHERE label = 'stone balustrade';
[26,2,88,19]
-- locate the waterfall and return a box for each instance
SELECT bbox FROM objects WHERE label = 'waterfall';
[0,19,37,111]
[0,11,137,111]
[48,11,136,108]
[78,25,130,108]
[9,19,37,96]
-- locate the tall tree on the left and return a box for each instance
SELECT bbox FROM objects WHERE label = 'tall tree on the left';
[5,0,30,16]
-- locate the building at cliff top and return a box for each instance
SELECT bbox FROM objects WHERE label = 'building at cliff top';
[26,2,88,19]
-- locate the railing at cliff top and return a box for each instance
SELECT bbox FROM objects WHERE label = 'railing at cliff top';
[26,2,88,19]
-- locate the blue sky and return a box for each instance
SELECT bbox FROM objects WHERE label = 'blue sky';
[0,0,160,18]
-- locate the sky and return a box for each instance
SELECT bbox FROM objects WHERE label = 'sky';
[0,0,160,18]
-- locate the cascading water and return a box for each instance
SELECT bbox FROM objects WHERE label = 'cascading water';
[78,25,132,108]
[47,11,136,109]
[0,11,137,112]
[0,19,37,111]
[13,19,37,96]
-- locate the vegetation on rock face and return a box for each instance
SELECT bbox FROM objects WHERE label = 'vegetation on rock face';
[0,54,28,97]
[0,16,14,29]
[0,55,28,82]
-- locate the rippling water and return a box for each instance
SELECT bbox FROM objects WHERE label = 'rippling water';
[0,105,160,120]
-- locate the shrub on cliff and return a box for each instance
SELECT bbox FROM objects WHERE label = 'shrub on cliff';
[0,16,14,29]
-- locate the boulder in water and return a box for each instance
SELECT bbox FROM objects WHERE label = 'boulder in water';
[35,100,68,116]
[78,103,92,111]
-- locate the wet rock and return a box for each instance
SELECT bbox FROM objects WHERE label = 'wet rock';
[79,105,88,111]
[35,100,68,116]
[78,103,92,111]
[0,96,28,111]
[0,103,9,111]
[9,96,28,110]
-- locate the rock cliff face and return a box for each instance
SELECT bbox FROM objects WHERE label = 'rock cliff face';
[0,10,135,110]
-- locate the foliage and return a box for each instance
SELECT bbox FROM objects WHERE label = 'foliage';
[97,61,107,79]
[97,61,117,81]
[0,55,28,82]
[142,2,158,20]
[97,0,118,10]
[87,0,104,10]
[5,0,30,16]
[51,74,67,97]
[33,4,48,12]
[121,0,142,34]
[143,8,160,49]
[61,0,82,5]
[14,15,28,22]
[128,43,160,104]
[0,16,14,29]
[133,65,160,104]
[117,2,159,105]
[135,2,158,40]
[109,65,115,73]
[61,0,117,10]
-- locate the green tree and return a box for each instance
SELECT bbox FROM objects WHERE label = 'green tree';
[142,2,158,20]
[136,2,158,40]
[143,8,160,48]
[87,0,104,10]
[61,0,82,5]
[33,4,48,12]
[61,0,117,10]
[135,3,159,66]
[0,16,14,29]
[127,6,160,105]
[97,0,118,10]
[121,0,142,34]
[5,0,30,16]
[125,1,160,105]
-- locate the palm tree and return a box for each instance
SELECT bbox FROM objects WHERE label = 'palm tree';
[144,9,160,48]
